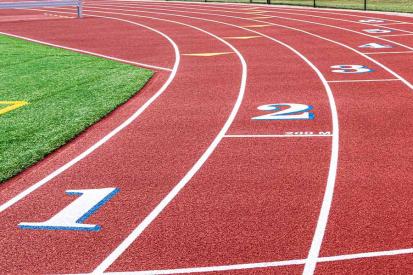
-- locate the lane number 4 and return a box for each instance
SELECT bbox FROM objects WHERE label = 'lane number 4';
[252,103,314,120]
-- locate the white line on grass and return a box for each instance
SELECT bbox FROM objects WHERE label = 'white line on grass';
[0,31,172,72]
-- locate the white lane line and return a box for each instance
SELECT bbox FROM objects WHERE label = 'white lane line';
[319,247,413,263]
[104,259,306,274]
[102,247,413,274]
[378,22,413,25]
[0,18,180,213]
[363,51,413,55]
[57,5,340,275]
[90,12,248,274]
[224,134,333,138]
[378,33,413,37]
[327,78,400,83]
[96,2,413,91]
[0,31,172,72]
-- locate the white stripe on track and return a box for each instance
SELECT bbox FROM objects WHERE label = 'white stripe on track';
[364,51,413,55]
[225,134,333,138]
[327,78,400,83]
[49,6,340,274]
[0,19,180,213]
[0,31,171,71]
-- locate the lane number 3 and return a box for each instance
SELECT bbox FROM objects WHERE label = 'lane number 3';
[252,103,314,120]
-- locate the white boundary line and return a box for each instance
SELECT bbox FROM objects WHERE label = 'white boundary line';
[101,246,413,274]
[0,18,180,213]
[224,134,333,138]
[92,2,413,91]
[327,78,400,83]
[363,51,413,55]
[50,6,339,274]
[0,31,172,72]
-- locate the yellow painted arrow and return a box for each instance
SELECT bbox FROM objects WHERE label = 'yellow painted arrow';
[182,52,234,57]
[0,101,29,116]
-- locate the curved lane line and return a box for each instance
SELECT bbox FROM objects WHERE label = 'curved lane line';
[90,2,413,91]
[49,6,339,275]
[100,1,413,52]
[0,31,172,71]
[0,18,180,213]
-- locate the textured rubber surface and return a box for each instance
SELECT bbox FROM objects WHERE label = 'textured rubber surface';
[0,1,412,274]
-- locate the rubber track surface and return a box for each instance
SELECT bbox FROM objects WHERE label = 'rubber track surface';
[0,1,412,274]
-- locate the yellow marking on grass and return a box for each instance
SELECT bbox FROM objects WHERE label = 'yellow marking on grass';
[182,52,234,57]
[0,101,29,116]
[243,24,271,28]
[224,36,261,40]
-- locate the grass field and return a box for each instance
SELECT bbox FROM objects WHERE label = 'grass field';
[198,0,413,12]
[0,34,153,183]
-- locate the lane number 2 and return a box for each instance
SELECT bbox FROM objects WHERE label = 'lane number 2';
[252,103,314,120]
[331,65,373,74]
[19,187,119,231]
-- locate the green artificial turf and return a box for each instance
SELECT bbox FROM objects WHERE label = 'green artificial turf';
[0,34,153,183]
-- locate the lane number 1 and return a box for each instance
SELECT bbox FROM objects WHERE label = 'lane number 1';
[19,187,119,231]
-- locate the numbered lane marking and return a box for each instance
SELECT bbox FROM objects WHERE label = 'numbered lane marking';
[358,19,385,23]
[252,103,314,120]
[0,101,28,116]
[331,65,374,74]
[363,29,392,34]
[359,43,393,49]
[19,187,119,231]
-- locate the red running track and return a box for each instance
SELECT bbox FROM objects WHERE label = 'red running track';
[0,1,412,274]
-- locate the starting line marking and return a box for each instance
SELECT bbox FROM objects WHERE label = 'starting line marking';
[104,247,413,274]
[363,51,413,55]
[224,134,332,138]
[182,52,233,57]
[327,78,400,83]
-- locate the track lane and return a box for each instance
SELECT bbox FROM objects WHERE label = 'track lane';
[0,12,246,274]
